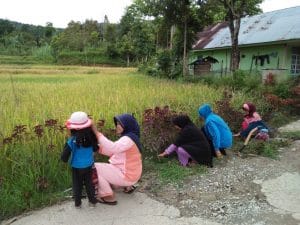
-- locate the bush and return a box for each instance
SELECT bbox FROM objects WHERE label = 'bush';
[141,106,179,157]
[56,50,125,66]
[214,90,244,133]
[272,82,292,99]
[231,70,247,91]
[31,45,54,63]
[243,73,262,94]
[156,49,172,77]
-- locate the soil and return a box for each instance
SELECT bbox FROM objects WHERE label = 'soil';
[139,120,300,225]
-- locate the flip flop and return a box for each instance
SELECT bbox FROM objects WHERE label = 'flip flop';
[97,197,118,205]
[123,185,137,194]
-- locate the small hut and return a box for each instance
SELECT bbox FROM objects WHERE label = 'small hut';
[189,56,219,76]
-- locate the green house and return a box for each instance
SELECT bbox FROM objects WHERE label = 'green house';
[190,6,300,79]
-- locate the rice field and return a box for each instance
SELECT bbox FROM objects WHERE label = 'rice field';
[0,64,225,133]
[0,64,227,220]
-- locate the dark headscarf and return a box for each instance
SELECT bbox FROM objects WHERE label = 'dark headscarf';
[114,113,142,152]
[172,115,193,129]
[172,114,213,167]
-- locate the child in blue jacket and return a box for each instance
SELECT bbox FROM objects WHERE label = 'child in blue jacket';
[61,111,98,208]
[198,104,233,158]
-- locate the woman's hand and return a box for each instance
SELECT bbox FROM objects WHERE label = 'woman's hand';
[233,132,240,137]
[91,122,101,136]
[158,152,167,157]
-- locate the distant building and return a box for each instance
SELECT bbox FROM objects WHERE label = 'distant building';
[190,6,300,78]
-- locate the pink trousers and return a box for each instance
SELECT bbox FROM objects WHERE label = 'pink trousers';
[94,163,135,197]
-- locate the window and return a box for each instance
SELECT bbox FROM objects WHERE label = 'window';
[291,47,300,75]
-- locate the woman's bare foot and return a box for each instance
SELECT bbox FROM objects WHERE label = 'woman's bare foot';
[216,151,223,159]
[123,185,137,194]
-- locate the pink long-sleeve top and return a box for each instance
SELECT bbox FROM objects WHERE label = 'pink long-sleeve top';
[242,112,262,130]
[97,133,142,182]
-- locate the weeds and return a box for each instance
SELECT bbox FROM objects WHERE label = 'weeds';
[0,120,68,219]
[279,131,300,140]
[143,157,207,185]
[232,138,289,159]
[214,90,244,133]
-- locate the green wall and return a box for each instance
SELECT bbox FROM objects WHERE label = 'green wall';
[190,43,296,76]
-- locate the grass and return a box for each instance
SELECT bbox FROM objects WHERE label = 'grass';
[232,137,290,159]
[279,131,300,140]
[143,157,207,186]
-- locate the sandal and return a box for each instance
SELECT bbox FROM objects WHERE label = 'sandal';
[97,197,118,205]
[123,185,137,194]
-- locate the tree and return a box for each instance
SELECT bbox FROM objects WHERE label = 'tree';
[118,33,134,66]
[33,26,44,47]
[102,15,110,42]
[50,20,101,52]
[199,0,262,71]
[119,3,156,63]
[134,0,202,75]
[44,22,56,42]
[0,19,14,36]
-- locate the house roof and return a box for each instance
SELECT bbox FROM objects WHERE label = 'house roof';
[193,6,300,50]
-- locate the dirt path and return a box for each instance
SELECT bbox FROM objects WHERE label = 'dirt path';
[2,120,300,225]
[145,120,300,225]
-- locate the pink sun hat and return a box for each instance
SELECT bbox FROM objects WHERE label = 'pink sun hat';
[65,111,92,130]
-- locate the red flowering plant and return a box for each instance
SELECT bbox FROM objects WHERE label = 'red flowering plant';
[141,106,179,157]
[263,73,276,86]
[215,90,244,133]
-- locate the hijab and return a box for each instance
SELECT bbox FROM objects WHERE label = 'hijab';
[172,115,194,129]
[114,113,142,152]
[243,102,257,117]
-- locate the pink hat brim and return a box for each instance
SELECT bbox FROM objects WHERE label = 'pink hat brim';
[66,118,92,130]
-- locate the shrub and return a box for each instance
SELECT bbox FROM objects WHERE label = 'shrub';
[156,49,173,77]
[56,50,125,66]
[231,70,247,91]
[272,82,292,99]
[31,45,54,63]
[260,76,300,114]
[141,106,179,157]
[214,90,244,133]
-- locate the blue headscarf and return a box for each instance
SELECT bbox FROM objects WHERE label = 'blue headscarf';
[114,113,142,152]
[198,103,228,128]
[198,103,233,149]
[198,103,213,120]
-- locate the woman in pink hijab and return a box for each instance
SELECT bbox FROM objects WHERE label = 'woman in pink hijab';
[234,102,268,140]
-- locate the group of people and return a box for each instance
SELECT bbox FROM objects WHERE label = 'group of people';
[61,102,268,208]
[61,112,142,207]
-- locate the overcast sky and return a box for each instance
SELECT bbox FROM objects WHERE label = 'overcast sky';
[0,0,300,28]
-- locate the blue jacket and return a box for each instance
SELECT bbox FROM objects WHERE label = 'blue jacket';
[67,137,94,168]
[198,104,233,150]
